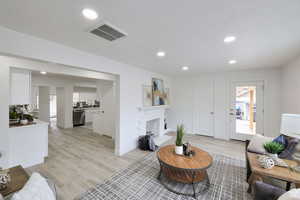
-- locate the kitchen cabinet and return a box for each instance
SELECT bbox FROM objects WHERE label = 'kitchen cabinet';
[9,120,48,168]
[93,110,115,138]
[84,108,101,123]
[85,109,93,123]
[10,68,31,105]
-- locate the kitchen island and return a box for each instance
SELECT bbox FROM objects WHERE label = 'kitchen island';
[84,107,102,123]
[8,120,48,168]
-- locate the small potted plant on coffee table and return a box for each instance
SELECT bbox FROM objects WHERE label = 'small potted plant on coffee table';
[175,124,185,155]
[264,141,284,159]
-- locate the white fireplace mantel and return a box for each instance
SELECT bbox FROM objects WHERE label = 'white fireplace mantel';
[137,105,170,111]
[137,105,172,146]
[137,105,169,137]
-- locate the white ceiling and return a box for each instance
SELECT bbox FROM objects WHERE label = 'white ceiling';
[0,0,300,75]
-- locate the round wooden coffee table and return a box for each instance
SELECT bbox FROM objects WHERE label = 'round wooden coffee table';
[157,145,213,198]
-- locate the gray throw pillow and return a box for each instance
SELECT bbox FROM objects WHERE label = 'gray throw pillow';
[247,134,273,154]
[279,136,299,159]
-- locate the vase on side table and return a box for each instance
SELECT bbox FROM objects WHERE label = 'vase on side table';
[175,145,183,155]
[175,124,185,155]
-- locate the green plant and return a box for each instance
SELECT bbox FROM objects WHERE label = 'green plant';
[264,141,284,154]
[9,111,19,120]
[176,124,185,146]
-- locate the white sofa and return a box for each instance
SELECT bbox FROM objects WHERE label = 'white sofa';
[3,177,57,200]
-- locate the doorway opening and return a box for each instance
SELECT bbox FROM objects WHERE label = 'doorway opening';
[50,95,57,118]
[31,73,117,141]
[7,55,119,156]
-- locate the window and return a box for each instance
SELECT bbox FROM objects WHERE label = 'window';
[49,95,57,118]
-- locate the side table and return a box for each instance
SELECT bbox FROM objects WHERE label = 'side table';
[0,166,29,198]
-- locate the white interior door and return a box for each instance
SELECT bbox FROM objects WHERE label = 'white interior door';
[229,81,264,141]
[95,81,116,138]
[193,78,214,137]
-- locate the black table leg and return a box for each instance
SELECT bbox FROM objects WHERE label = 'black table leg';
[286,182,291,191]
[192,172,196,199]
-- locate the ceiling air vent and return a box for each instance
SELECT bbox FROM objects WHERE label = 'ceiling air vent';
[90,23,127,41]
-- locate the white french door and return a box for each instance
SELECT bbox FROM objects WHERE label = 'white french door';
[229,81,264,141]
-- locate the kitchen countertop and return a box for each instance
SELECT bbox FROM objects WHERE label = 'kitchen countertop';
[9,119,48,128]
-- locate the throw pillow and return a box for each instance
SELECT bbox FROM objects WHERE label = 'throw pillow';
[247,134,273,154]
[11,172,55,200]
[0,193,3,200]
[273,135,287,147]
[278,189,300,200]
[279,136,299,159]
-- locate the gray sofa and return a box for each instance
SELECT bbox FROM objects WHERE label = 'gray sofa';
[246,136,299,200]
[254,181,285,200]
[246,136,299,189]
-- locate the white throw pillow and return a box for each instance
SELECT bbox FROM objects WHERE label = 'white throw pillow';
[247,134,273,154]
[11,172,55,200]
[278,189,300,200]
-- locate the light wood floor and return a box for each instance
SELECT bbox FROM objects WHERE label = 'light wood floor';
[27,125,245,200]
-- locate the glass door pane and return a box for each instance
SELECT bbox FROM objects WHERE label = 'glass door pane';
[235,86,256,135]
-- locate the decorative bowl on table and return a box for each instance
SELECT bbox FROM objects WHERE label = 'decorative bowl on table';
[20,119,28,125]
[258,155,275,169]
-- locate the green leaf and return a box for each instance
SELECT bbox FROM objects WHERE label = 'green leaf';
[176,124,185,146]
[263,141,285,154]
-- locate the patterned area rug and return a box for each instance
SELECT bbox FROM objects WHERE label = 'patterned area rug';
[77,151,251,200]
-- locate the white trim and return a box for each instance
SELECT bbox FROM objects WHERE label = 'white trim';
[137,105,170,111]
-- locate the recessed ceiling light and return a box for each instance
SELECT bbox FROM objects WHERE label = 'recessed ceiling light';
[224,36,236,43]
[40,71,47,75]
[156,51,166,57]
[228,60,237,64]
[82,8,98,20]
[182,66,189,71]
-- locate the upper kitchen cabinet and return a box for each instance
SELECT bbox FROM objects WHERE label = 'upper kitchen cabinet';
[10,68,31,105]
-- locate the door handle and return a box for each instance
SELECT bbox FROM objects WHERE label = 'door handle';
[229,113,235,115]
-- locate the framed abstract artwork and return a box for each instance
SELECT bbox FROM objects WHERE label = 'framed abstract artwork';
[142,85,153,107]
[164,88,170,105]
[152,78,165,106]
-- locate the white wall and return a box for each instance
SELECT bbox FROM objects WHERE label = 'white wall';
[281,56,300,114]
[32,74,98,89]
[56,87,65,129]
[64,85,74,128]
[38,86,50,123]
[0,26,170,167]
[169,68,281,140]
[0,66,9,168]
[32,75,75,127]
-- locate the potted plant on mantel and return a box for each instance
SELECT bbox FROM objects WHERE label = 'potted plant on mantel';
[263,141,284,159]
[175,124,185,155]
